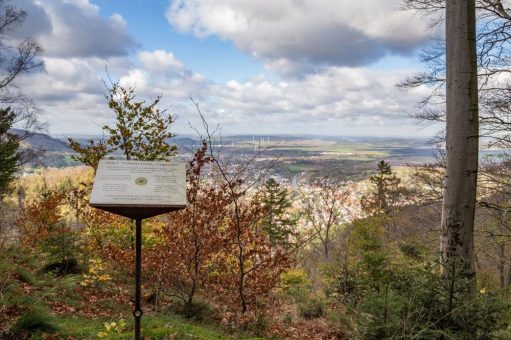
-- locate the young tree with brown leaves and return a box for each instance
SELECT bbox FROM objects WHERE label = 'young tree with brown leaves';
[194,104,293,315]
[142,141,228,313]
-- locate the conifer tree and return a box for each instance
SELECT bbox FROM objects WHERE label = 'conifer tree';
[261,178,297,247]
[0,108,20,196]
[361,160,402,216]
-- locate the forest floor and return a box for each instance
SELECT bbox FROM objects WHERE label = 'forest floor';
[0,246,263,339]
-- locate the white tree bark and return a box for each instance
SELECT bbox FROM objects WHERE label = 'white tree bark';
[441,0,478,279]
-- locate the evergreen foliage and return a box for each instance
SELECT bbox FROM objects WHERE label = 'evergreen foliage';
[11,308,59,335]
[261,178,297,246]
[0,108,21,196]
[361,160,403,216]
[323,216,511,339]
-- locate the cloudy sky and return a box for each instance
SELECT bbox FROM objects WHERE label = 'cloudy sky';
[11,0,441,137]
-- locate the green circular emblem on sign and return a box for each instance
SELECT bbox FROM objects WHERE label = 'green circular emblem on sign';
[135,177,148,186]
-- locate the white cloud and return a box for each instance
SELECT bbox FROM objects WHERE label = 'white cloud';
[19,49,431,136]
[166,0,437,74]
[18,58,101,99]
[205,67,430,129]
[11,0,135,58]
[138,50,185,73]
[7,0,434,136]
[8,0,52,39]
[18,49,212,134]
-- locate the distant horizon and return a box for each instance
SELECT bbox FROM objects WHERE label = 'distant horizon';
[50,131,436,141]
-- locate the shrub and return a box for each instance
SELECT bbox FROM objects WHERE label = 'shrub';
[17,188,83,276]
[280,269,311,303]
[282,312,293,324]
[41,227,82,276]
[251,313,269,336]
[357,285,407,339]
[180,300,213,321]
[352,262,511,339]
[323,217,511,339]
[398,242,425,260]
[80,258,111,287]
[14,267,37,286]
[11,308,59,335]
[42,258,82,275]
[298,295,326,319]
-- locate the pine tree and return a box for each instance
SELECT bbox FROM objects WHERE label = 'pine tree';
[0,108,21,196]
[361,160,402,216]
[261,178,297,247]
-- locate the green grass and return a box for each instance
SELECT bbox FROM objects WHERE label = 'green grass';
[15,266,39,285]
[12,307,60,335]
[123,314,261,339]
[50,313,263,339]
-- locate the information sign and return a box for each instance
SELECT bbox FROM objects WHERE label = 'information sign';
[90,159,186,208]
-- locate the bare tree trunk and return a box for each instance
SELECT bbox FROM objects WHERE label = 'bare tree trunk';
[441,0,478,284]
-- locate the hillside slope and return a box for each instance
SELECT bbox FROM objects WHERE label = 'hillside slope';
[0,246,261,339]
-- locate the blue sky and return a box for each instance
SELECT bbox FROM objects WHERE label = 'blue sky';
[95,0,264,83]
[12,0,442,137]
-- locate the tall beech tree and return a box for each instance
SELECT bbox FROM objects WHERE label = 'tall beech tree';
[441,0,478,282]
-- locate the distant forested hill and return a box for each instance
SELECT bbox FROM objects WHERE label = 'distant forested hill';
[11,129,70,152]
[10,129,75,168]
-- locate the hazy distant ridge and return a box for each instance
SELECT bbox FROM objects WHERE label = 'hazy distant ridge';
[11,129,70,152]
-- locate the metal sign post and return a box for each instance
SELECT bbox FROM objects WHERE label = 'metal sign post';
[89,160,187,340]
[134,218,142,340]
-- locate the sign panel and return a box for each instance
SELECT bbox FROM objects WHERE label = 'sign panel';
[89,160,186,207]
